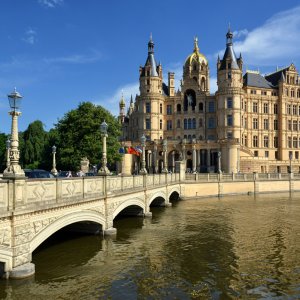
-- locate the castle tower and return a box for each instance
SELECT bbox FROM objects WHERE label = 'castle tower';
[216,28,243,173]
[135,35,164,141]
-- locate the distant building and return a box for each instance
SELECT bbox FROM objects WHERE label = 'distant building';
[119,30,300,174]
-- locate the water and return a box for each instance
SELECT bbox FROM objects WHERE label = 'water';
[1,193,300,299]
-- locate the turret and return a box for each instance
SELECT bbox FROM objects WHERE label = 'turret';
[118,92,126,124]
[216,28,243,173]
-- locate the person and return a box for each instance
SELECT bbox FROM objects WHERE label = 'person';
[67,171,72,178]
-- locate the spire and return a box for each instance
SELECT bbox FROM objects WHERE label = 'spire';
[148,33,154,54]
[193,36,199,53]
[280,72,286,82]
[119,90,125,108]
[226,26,233,46]
[130,94,133,104]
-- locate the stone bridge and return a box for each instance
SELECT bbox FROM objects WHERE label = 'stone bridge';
[0,173,182,279]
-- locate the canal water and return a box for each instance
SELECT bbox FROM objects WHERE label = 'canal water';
[0,193,300,299]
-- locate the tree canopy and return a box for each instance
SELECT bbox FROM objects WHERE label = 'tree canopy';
[54,102,121,171]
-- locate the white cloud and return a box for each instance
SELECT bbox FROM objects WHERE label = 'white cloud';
[232,6,300,66]
[38,0,63,8]
[22,28,37,45]
[44,50,102,64]
[95,82,139,116]
[232,29,248,39]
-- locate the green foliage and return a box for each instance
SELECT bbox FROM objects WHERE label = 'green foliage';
[0,133,8,172]
[20,120,48,169]
[55,102,121,171]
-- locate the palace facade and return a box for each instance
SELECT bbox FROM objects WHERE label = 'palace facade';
[118,30,300,174]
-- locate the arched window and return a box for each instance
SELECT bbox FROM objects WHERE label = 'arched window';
[192,118,196,129]
[184,119,188,130]
[160,119,162,130]
[297,89,300,98]
[177,103,181,112]
[201,77,206,91]
[188,118,192,129]
[193,64,197,71]
[160,103,162,114]
[184,89,196,111]
[199,102,203,112]
[293,137,298,148]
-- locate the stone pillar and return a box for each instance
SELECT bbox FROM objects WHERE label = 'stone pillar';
[171,151,175,173]
[192,144,197,173]
[153,143,158,173]
[206,149,211,172]
[197,149,201,172]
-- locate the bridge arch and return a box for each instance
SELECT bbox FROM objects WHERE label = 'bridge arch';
[168,187,181,202]
[30,210,106,253]
[112,198,145,220]
[149,191,167,207]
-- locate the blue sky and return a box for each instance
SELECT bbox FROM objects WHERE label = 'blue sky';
[1,0,300,133]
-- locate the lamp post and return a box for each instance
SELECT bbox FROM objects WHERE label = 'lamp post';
[3,88,25,178]
[51,145,58,176]
[6,138,11,168]
[139,133,147,174]
[98,120,110,175]
[161,139,168,173]
[218,151,222,174]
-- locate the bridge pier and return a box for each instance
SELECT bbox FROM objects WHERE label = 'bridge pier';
[104,227,117,236]
[9,262,35,279]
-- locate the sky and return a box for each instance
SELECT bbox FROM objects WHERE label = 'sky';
[0,0,300,133]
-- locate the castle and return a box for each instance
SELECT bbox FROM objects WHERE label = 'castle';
[118,29,300,174]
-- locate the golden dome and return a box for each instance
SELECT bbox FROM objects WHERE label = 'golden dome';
[184,37,208,67]
[119,92,126,108]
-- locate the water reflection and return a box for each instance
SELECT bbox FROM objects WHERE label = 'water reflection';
[0,193,299,299]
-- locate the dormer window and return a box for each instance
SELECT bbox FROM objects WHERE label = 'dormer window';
[228,62,231,69]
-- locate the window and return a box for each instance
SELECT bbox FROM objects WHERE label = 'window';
[274,119,278,130]
[192,118,196,129]
[227,132,233,139]
[253,118,258,129]
[199,118,203,128]
[274,104,278,114]
[228,62,231,69]
[263,119,269,130]
[275,151,278,159]
[146,102,151,113]
[263,103,269,114]
[253,102,258,113]
[253,135,258,147]
[160,103,162,114]
[208,135,215,140]
[208,102,215,112]
[244,101,247,112]
[244,117,247,128]
[177,104,181,113]
[274,136,278,148]
[146,118,151,130]
[251,89,256,94]
[254,150,258,157]
[177,119,180,128]
[167,105,172,115]
[208,117,215,129]
[184,119,187,130]
[291,90,295,98]
[293,120,298,131]
[188,118,192,129]
[262,91,267,96]
[272,91,277,96]
[160,119,162,130]
[167,120,172,130]
[265,151,269,158]
[228,72,231,79]
[288,137,292,148]
[293,105,297,115]
[199,102,203,112]
[227,115,233,126]
[297,90,300,98]
[287,104,291,114]
[288,120,292,131]
[296,151,299,159]
[293,137,298,148]
[227,98,233,109]
[264,136,269,147]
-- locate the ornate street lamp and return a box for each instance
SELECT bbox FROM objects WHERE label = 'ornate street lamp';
[3,88,25,178]
[218,151,222,174]
[161,139,168,173]
[6,138,11,168]
[51,145,58,176]
[139,133,147,174]
[98,120,110,175]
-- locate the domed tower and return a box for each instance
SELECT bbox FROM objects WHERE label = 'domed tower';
[135,35,164,141]
[182,37,209,112]
[118,92,126,124]
[216,28,243,173]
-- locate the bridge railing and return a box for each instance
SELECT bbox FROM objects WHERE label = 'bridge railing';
[185,172,295,182]
[0,173,181,216]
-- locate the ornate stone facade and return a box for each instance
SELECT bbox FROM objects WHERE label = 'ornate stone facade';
[120,30,300,174]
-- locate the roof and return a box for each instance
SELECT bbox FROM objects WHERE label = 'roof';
[243,72,274,89]
[184,37,207,67]
[144,53,158,77]
[162,82,169,96]
[219,45,239,70]
[265,67,289,86]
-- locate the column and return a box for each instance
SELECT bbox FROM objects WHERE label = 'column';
[206,149,211,172]
[171,151,175,173]
[192,144,197,173]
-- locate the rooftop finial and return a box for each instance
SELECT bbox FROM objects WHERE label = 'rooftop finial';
[148,34,154,54]
[194,36,199,52]
[226,25,233,46]
[150,32,153,42]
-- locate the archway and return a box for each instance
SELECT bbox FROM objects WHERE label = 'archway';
[169,191,180,202]
[150,197,165,207]
[114,205,144,219]
[186,159,192,172]
[168,150,181,172]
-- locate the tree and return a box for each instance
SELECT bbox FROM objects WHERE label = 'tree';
[55,102,121,171]
[20,120,48,169]
[0,133,8,172]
